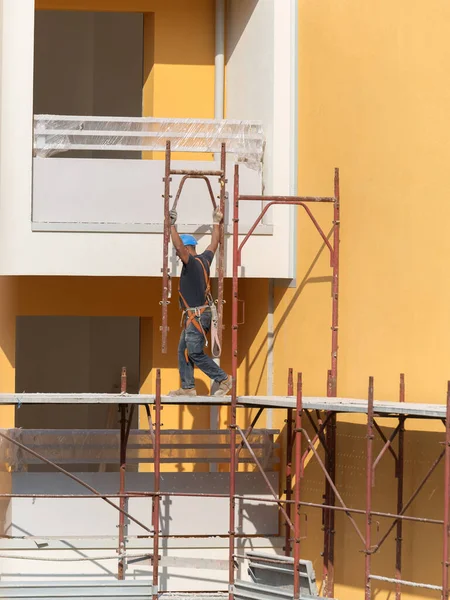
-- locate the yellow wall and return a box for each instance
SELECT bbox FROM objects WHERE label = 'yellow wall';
[265,1,450,598]
[0,276,268,465]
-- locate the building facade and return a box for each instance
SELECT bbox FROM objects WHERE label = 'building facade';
[0,1,447,599]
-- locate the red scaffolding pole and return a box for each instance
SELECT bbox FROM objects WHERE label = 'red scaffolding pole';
[363,374,450,599]
[284,368,294,556]
[443,382,450,600]
[293,373,303,600]
[152,369,162,600]
[118,367,128,580]
[230,164,340,598]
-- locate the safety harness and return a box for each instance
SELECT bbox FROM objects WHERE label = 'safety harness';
[179,256,221,361]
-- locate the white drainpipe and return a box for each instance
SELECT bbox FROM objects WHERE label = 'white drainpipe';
[215,0,225,120]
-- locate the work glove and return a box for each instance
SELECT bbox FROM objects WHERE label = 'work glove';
[213,207,223,224]
[169,209,177,225]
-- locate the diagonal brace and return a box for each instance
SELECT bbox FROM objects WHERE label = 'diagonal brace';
[0,431,152,534]
[301,428,366,546]
[373,420,398,463]
[301,412,334,470]
[304,410,330,456]
[370,448,445,554]
[235,425,295,533]
[372,422,400,483]
[236,408,264,459]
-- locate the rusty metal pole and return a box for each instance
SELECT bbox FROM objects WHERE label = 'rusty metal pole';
[331,169,340,391]
[161,141,172,354]
[324,168,340,597]
[323,370,336,597]
[285,368,294,556]
[118,367,128,580]
[293,373,303,600]
[443,381,450,600]
[228,164,240,600]
[322,374,330,595]
[152,370,162,600]
[395,374,405,600]
[217,142,226,347]
[365,376,375,600]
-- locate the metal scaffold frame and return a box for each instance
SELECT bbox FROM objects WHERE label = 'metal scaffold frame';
[0,162,449,600]
[160,140,226,354]
[2,373,450,600]
[230,165,341,598]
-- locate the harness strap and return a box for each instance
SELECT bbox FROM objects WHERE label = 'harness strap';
[179,256,222,362]
[194,257,221,358]
[209,303,221,359]
[194,257,212,301]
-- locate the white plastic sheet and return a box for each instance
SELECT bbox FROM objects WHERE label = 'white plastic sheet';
[34,116,265,168]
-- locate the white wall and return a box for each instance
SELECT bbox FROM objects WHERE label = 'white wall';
[0,0,294,279]
[226,0,295,277]
[32,158,264,231]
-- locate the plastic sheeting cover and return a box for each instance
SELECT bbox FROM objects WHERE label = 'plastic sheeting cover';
[0,429,278,471]
[34,116,265,168]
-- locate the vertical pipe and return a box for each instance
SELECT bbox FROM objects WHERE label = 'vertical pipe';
[228,165,240,600]
[365,376,375,600]
[395,374,405,600]
[331,169,340,390]
[118,367,127,580]
[217,142,226,349]
[293,373,303,600]
[326,414,336,598]
[289,0,299,279]
[443,381,450,600]
[324,170,340,596]
[161,141,171,354]
[214,0,225,120]
[152,370,162,600]
[266,278,275,429]
[285,368,294,556]
[322,374,330,594]
[210,143,227,435]
[323,370,336,597]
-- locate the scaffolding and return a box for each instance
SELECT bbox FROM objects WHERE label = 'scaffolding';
[1,375,450,599]
[161,141,226,354]
[0,161,448,600]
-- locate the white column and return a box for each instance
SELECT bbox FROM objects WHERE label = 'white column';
[0,0,35,272]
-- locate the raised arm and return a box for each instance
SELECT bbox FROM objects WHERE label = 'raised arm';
[206,208,223,255]
[169,210,190,264]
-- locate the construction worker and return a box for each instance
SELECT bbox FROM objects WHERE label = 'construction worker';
[168,207,232,397]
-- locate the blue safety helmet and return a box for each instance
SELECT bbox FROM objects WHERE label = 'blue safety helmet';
[179,234,198,247]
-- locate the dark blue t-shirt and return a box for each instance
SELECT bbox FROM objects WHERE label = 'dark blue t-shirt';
[179,250,214,308]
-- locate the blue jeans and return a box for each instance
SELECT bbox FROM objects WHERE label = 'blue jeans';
[178,311,227,389]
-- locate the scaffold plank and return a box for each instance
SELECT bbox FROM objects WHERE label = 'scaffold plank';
[0,393,445,418]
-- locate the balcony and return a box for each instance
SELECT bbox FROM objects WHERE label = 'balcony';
[27,114,295,279]
[0,3,295,278]
[32,115,268,236]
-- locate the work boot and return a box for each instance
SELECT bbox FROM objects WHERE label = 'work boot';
[213,376,232,397]
[168,388,197,397]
